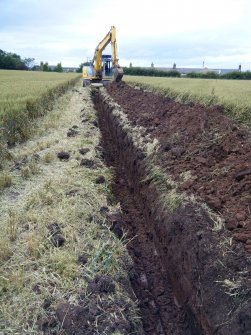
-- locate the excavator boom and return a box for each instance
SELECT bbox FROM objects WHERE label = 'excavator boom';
[82,26,123,85]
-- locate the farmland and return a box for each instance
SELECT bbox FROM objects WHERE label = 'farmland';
[1,71,251,335]
[124,75,251,126]
[0,70,80,146]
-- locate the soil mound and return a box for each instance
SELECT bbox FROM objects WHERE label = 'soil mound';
[107,82,251,252]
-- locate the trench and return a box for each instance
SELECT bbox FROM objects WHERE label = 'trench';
[92,86,251,335]
[93,89,200,335]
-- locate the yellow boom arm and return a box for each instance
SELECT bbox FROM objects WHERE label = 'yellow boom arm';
[93,26,122,81]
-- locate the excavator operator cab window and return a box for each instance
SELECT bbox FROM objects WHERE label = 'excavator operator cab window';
[102,55,112,77]
[87,66,94,77]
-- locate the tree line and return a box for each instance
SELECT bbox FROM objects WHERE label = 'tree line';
[186,71,251,80]
[124,66,251,80]
[0,49,34,70]
[39,62,63,72]
[0,49,63,72]
[123,67,181,77]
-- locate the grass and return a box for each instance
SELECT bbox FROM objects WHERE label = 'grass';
[124,75,251,127]
[0,173,12,189]
[0,82,140,334]
[0,70,80,148]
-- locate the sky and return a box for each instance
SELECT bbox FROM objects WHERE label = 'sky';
[0,0,251,70]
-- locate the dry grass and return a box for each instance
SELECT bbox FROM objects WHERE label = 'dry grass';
[0,82,139,334]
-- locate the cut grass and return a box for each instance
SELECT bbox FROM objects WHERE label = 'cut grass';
[124,75,251,127]
[0,82,140,334]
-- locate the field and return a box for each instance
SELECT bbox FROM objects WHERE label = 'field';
[1,71,251,335]
[0,70,80,147]
[124,75,251,126]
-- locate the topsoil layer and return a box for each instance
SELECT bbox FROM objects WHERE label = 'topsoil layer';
[107,82,251,253]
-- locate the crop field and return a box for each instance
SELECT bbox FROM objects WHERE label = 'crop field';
[124,75,251,126]
[0,70,80,146]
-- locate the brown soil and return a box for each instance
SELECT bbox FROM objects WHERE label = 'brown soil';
[106,82,251,252]
[94,85,251,335]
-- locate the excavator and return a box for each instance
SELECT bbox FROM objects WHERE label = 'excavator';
[82,26,123,86]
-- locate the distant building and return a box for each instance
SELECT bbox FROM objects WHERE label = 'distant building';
[61,67,78,73]
[153,66,238,75]
[32,65,78,72]
[49,66,78,72]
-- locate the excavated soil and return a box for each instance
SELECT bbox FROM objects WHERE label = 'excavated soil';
[107,82,251,252]
[93,84,251,335]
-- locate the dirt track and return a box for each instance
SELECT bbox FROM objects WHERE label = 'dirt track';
[94,83,251,335]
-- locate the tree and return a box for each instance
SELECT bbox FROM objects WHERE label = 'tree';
[54,62,63,72]
[0,49,28,70]
[43,62,49,72]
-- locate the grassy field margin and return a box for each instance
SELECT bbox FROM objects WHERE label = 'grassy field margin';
[0,70,80,164]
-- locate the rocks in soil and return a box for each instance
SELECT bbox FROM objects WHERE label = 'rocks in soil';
[95,175,106,184]
[87,275,116,294]
[226,220,238,231]
[37,316,57,331]
[235,212,246,221]
[235,168,251,181]
[32,153,41,161]
[65,189,79,197]
[79,148,90,155]
[51,234,66,247]
[56,298,134,335]
[110,221,123,239]
[170,146,185,158]
[77,254,88,265]
[67,128,79,137]
[43,298,52,310]
[80,158,95,168]
[47,222,61,235]
[205,194,222,211]
[57,151,70,160]
[47,222,65,247]
[100,206,109,214]
[91,119,99,127]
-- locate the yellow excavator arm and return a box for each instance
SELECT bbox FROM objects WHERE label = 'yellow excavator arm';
[82,26,123,85]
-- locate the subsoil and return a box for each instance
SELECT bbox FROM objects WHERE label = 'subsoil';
[106,82,251,252]
[93,84,251,335]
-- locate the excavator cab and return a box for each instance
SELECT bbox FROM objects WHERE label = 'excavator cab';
[82,55,123,86]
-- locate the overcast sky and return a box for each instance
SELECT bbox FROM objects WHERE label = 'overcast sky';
[1,0,250,70]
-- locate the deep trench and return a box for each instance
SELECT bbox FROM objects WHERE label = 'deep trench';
[93,90,200,335]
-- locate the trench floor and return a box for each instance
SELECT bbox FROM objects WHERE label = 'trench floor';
[97,99,192,335]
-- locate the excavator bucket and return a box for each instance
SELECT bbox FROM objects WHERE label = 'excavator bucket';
[113,66,124,82]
